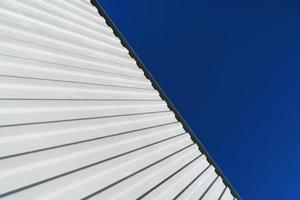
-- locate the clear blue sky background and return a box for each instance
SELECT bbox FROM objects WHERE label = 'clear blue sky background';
[98,0,300,199]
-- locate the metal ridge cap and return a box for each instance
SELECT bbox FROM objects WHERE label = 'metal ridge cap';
[90,0,242,199]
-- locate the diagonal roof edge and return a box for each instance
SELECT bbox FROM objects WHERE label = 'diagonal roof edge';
[90,0,242,199]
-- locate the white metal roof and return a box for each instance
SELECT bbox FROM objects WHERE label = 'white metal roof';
[0,0,238,199]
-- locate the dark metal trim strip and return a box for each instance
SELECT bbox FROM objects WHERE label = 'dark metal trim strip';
[0,132,188,198]
[137,154,204,199]
[90,0,241,199]
[0,122,179,160]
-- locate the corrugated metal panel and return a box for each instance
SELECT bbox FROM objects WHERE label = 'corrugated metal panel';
[0,0,237,199]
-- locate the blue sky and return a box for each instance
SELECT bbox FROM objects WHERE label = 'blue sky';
[98,0,300,199]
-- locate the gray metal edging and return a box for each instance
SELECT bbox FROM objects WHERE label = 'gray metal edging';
[90,1,241,199]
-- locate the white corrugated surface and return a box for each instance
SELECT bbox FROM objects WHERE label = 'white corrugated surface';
[0,0,235,199]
